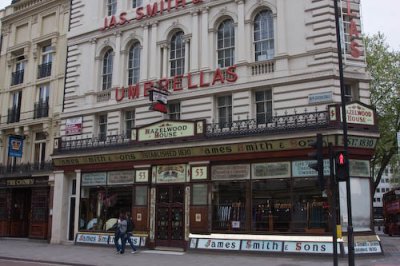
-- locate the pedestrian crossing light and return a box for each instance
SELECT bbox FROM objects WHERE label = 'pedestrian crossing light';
[308,133,324,191]
[335,150,348,181]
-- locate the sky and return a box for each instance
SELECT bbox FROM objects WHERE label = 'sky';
[0,0,399,50]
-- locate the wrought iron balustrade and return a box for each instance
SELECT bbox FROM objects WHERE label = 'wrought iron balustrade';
[0,161,53,177]
[11,70,24,85]
[7,107,21,123]
[54,109,330,153]
[37,62,52,79]
[34,100,49,119]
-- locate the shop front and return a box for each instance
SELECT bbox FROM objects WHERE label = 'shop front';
[52,104,381,254]
[0,176,50,239]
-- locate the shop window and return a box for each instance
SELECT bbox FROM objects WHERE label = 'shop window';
[255,89,272,124]
[170,31,185,76]
[192,184,208,206]
[252,179,290,232]
[135,186,148,206]
[168,102,180,120]
[217,19,235,68]
[254,9,274,61]
[79,186,132,232]
[212,181,247,231]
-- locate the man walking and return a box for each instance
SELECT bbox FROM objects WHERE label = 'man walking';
[126,212,137,253]
[114,213,127,254]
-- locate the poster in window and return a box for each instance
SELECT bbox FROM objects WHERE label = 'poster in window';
[156,164,186,183]
[65,117,83,135]
[252,162,290,179]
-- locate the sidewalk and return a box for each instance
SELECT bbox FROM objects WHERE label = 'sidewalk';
[0,237,398,266]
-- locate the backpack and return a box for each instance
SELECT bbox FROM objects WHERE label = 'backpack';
[127,218,134,232]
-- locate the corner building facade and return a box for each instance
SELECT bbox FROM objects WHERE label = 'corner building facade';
[53,0,380,254]
[0,0,69,240]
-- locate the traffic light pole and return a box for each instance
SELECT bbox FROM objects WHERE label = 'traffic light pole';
[333,0,355,265]
[329,143,338,266]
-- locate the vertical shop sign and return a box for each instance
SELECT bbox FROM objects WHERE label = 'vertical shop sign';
[8,135,24,157]
[340,0,363,64]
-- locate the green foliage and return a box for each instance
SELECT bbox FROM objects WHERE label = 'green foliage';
[365,33,400,191]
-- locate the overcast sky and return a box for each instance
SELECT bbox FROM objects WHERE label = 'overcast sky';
[0,0,399,50]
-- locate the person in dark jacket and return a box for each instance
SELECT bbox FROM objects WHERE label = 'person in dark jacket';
[114,213,127,254]
[125,212,137,253]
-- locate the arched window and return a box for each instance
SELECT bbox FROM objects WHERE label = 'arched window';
[128,43,141,85]
[102,49,113,90]
[217,19,235,68]
[170,31,185,76]
[254,10,274,61]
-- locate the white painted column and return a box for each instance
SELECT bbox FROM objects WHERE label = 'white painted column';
[51,170,66,244]
[184,38,190,74]
[276,0,287,55]
[162,44,169,77]
[74,170,81,238]
[236,0,246,63]
[150,22,158,79]
[113,31,122,87]
[200,7,209,69]
[190,10,199,71]
[141,23,149,81]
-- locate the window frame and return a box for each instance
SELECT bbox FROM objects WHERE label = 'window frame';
[106,0,117,16]
[102,49,114,90]
[217,19,235,68]
[255,89,273,124]
[124,109,135,138]
[217,95,232,126]
[98,114,108,141]
[168,102,181,120]
[169,31,185,76]
[253,10,274,61]
[132,0,143,8]
[128,42,141,85]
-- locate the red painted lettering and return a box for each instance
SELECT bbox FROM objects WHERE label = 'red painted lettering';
[173,75,184,91]
[115,87,125,101]
[128,84,140,99]
[147,3,158,17]
[119,12,128,25]
[225,65,238,82]
[350,41,361,58]
[175,0,186,9]
[212,68,224,85]
[109,15,117,28]
[199,71,209,87]
[158,78,169,91]
[193,0,203,3]
[296,242,302,251]
[136,7,145,20]
[144,81,154,96]
[349,19,359,38]
[102,17,108,30]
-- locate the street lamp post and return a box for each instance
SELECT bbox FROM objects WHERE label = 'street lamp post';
[333,0,355,265]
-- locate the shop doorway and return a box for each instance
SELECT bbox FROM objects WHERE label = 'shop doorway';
[10,188,31,237]
[155,185,185,248]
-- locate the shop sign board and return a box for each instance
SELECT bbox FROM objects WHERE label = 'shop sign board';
[349,160,370,177]
[53,135,378,167]
[242,240,283,252]
[8,135,24,157]
[137,121,195,141]
[82,172,107,186]
[211,164,250,180]
[344,240,382,254]
[308,92,332,104]
[135,169,149,183]
[191,166,208,180]
[156,164,186,183]
[342,103,374,125]
[292,160,330,177]
[283,241,335,254]
[197,239,241,250]
[6,178,34,187]
[65,117,83,135]
[252,162,291,179]
[107,170,135,185]
[75,233,109,245]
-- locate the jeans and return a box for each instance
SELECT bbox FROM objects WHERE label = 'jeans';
[114,231,126,254]
[126,232,137,251]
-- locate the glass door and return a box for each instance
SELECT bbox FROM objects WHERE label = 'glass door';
[155,185,184,248]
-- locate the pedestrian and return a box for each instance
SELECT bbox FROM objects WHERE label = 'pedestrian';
[125,212,137,253]
[114,213,127,254]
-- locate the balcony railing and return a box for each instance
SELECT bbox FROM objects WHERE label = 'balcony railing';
[54,108,330,153]
[7,107,21,123]
[0,161,53,177]
[34,100,49,119]
[11,70,24,85]
[37,62,52,79]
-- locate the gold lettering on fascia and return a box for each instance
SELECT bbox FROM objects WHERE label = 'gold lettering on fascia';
[6,179,34,186]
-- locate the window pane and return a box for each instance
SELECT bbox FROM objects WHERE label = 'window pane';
[192,184,208,205]
[135,186,148,205]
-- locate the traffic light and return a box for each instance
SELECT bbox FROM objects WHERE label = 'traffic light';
[335,150,348,181]
[308,133,324,191]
